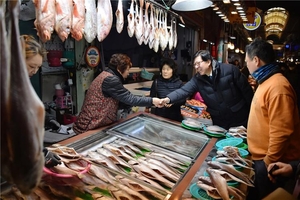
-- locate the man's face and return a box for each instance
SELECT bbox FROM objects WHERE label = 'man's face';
[193,56,211,75]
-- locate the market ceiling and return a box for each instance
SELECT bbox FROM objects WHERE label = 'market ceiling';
[153,0,300,45]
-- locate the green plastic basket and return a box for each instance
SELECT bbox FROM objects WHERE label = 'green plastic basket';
[140,68,154,80]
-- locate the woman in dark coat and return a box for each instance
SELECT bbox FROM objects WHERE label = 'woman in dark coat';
[160,50,254,129]
[146,58,185,122]
[73,54,160,134]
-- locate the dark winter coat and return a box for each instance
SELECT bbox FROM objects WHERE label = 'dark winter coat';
[73,68,152,134]
[167,60,254,129]
[149,75,184,122]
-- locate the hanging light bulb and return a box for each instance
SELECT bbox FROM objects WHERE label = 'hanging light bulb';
[172,0,212,11]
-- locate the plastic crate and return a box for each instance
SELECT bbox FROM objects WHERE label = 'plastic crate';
[140,68,154,80]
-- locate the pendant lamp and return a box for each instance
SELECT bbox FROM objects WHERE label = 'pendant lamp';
[172,0,212,11]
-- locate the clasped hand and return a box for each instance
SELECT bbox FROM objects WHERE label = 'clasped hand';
[152,97,172,108]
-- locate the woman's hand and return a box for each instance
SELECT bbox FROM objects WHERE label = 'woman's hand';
[267,162,293,183]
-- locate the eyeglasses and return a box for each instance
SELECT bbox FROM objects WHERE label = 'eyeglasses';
[193,60,205,67]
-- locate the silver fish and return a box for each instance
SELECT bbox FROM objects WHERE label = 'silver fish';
[127,0,135,37]
[115,0,124,33]
[1,0,45,194]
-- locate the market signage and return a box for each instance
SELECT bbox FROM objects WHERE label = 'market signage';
[243,12,261,31]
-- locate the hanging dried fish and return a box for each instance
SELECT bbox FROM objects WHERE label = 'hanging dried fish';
[1,0,45,194]
[134,0,144,45]
[32,0,56,42]
[55,0,72,41]
[96,0,113,42]
[71,0,85,41]
[127,0,135,37]
[115,0,124,33]
[84,0,97,43]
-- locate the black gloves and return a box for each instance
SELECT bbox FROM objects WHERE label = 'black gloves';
[43,148,61,168]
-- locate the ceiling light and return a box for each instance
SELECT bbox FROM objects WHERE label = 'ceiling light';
[172,0,212,11]
[223,0,230,4]
[231,11,238,14]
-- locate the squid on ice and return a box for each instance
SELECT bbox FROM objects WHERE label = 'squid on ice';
[1,0,45,194]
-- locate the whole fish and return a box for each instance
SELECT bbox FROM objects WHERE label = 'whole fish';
[55,0,72,41]
[129,171,170,193]
[108,185,135,200]
[103,143,135,161]
[110,143,136,157]
[168,16,175,50]
[137,158,179,182]
[148,4,155,49]
[206,168,230,200]
[84,0,97,43]
[206,165,254,187]
[159,11,168,51]
[153,8,160,52]
[143,1,150,45]
[197,181,222,199]
[134,0,144,45]
[128,160,175,189]
[114,139,143,155]
[142,157,182,177]
[71,0,85,41]
[116,175,165,200]
[88,164,116,184]
[87,151,121,172]
[97,0,113,42]
[47,145,81,158]
[1,0,45,194]
[215,157,254,170]
[97,148,131,169]
[127,0,135,37]
[115,0,124,33]
[113,182,149,200]
[32,0,56,42]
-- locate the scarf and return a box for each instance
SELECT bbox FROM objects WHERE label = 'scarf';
[251,63,280,84]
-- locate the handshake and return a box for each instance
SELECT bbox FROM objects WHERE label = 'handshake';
[152,97,172,108]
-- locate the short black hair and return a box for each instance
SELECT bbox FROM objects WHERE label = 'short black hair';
[193,50,212,62]
[245,38,275,64]
[160,58,178,76]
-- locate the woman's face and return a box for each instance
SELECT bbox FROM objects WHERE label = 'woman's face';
[26,54,43,78]
[161,64,173,79]
[193,55,211,76]
[121,65,130,79]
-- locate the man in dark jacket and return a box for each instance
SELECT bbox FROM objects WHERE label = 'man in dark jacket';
[159,50,254,129]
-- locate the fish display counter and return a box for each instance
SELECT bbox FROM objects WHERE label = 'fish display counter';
[54,112,219,199]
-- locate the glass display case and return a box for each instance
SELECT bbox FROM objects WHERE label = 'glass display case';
[107,114,210,159]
